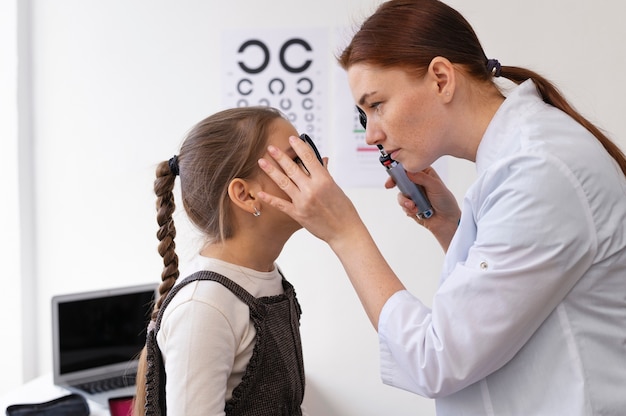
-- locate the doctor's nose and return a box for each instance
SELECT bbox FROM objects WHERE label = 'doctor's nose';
[364,122,385,147]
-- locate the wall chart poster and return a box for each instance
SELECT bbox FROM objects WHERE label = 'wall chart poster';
[221,27,446,189]
[221,28,329,158]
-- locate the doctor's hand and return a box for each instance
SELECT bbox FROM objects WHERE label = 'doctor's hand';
[259,136,406,329]
[257,136,365,246]
[386,167,461,252]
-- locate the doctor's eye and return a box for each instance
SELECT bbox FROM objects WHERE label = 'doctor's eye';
[370,102,382,111]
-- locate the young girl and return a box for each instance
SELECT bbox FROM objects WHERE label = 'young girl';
[133,106,311,415]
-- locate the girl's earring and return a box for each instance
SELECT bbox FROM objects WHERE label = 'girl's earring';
[253,207,261,217]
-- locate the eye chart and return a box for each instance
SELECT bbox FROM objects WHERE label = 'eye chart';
[221,28,329,158]
[220,27,446,188]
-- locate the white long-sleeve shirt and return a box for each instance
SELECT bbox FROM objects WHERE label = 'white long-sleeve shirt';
[378,80,626,415]
[157,256,303,416]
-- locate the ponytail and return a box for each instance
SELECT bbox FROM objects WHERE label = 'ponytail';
[133,160,180,415]
[498,65,626,177]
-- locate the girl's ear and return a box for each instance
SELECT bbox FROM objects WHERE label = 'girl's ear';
[428,56,456,102]
[227,178,259,216]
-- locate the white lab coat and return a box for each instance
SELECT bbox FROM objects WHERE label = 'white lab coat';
[378,80,626,415]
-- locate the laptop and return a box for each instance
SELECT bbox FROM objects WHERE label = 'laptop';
[51,283,157,406]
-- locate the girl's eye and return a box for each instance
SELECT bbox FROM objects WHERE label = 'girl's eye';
[293,156,311,175]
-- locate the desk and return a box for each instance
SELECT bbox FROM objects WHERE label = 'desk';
[0,373,108,415]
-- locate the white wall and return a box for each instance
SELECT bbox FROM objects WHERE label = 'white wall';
[4,1,625,415]
[0,0,23,394]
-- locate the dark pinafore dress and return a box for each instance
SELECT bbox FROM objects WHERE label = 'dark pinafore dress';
[144,270,305,416]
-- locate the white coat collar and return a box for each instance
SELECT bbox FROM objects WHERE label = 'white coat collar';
[475,79,546,175]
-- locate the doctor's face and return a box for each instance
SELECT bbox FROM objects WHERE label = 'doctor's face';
[348,63,451,172]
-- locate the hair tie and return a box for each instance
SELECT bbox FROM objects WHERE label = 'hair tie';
[487,58,502,77]
[168,155,180,176]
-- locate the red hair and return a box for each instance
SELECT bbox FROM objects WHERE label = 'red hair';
[339,0,626,175]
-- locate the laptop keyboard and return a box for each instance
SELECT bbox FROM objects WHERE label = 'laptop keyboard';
[74,373,136,394]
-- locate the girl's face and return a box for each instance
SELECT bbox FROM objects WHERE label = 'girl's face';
[253,117,304,232]
[347,63,453,172]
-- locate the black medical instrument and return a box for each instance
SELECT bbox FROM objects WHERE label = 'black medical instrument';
[356,106,434,220]
[299,133,324,165]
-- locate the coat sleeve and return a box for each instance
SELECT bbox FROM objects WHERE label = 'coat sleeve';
[378,152,597,397]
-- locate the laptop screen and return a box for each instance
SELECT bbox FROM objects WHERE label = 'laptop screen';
[58,290,155,374]
[52,284,157,382]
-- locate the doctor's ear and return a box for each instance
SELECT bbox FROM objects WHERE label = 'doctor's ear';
[428,56,455,100]
[228,178,260,217]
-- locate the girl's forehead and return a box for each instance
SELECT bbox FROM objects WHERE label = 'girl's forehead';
[267,118,298,144]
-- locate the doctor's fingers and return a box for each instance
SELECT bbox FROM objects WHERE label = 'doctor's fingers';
[257,156,298,206]
[384,176,397,190]
[267,136,325,183]
[257,147,319,217]
[397,193,422,223]
[260,144,308,191]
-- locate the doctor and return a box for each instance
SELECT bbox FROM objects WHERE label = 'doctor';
[256,0,626,414]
